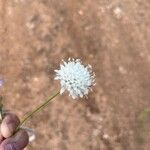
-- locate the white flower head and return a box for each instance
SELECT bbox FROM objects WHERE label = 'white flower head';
[55,58,95,99]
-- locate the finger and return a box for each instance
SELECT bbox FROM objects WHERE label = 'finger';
[1,114,20,138]
[0,129,29,150]
[0,133,4,144]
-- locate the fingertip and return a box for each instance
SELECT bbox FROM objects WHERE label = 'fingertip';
[1,114,20,138]
[0,129,29,150]
[15,129,29,147]
[15,129,29,149]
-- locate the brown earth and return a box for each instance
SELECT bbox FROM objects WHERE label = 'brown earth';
[0,0,150,150]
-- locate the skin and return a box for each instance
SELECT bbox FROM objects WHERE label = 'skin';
[0,113,29,150]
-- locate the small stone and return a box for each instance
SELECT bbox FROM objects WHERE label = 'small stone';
[92,129,101,137]
[119,66,127,74]
[103,134,109,139]
[113,7,123,19]
[78,10,84,16]
[33,77,39,82]
[139,52,145,57]
[26,22,35,30]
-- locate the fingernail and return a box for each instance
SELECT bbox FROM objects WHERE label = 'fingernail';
[5,121,16,134]
[4,143,17,150]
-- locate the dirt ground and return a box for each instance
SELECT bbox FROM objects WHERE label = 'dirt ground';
[0,0,150,150]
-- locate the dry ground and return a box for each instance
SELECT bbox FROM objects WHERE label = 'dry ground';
[0,0,150,150]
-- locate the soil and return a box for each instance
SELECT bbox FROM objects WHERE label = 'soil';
[0,0,150,150]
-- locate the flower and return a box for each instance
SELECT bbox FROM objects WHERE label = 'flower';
[0,79,4,87]
[55,58,95,99]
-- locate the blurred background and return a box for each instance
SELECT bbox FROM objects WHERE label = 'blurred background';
[0,0,150,149]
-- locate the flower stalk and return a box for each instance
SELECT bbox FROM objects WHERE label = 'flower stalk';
[12,58,95,135]
[16,91,60,132]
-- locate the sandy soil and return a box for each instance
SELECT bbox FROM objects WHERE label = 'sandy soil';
[0,0,150,150]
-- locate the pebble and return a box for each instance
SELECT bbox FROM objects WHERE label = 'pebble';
[113,7,123,19]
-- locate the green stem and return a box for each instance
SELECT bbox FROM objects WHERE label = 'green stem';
[16,91,60,131]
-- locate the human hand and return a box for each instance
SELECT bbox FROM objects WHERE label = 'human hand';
[0,113,29,150]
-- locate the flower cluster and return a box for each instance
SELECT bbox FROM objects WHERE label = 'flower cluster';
[55,58,95,99]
